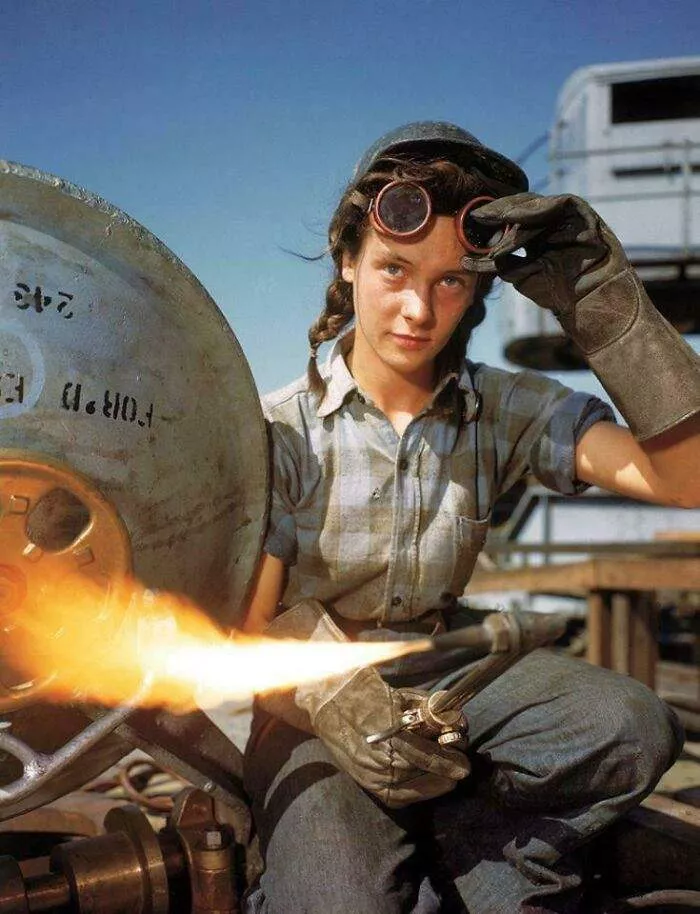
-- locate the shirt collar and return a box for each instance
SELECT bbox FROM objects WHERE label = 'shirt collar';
[316,331,482,423]
[317,331,359,418]
[455,361,483,423]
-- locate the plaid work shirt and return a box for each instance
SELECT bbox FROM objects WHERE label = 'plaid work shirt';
[263,333,614,626]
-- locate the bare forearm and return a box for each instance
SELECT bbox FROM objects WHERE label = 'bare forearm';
[576,416,700,508]
[240,552,286,633]
[642,414,700,507]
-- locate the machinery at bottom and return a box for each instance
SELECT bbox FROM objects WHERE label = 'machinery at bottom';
[0,789,243,914]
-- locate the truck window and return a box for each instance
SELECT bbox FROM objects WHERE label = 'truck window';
[611,75,700,123]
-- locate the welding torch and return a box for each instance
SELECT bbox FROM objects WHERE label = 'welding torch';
[366,610,567,747]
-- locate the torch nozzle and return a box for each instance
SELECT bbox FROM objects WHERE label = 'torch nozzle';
[366,610,568,746]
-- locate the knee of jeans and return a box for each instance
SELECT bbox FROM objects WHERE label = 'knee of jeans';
[586,675,683,792]
[490,671,684,809]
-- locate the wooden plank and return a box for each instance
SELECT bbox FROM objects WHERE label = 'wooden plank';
[586,591,611,668]
[466,557,700,595]
[611,592,631,675]
[639,793,700,830]
[655,530,700,542]
[488,540,700,555]
[629,592,657,689]
[657,661,700,699]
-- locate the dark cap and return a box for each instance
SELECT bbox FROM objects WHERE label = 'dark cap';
[353,120,528,192]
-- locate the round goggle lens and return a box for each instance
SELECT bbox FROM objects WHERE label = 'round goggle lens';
[374,183,430,236]
[458,196,507,254]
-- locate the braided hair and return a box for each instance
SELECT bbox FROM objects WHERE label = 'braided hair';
[307,157,497,400]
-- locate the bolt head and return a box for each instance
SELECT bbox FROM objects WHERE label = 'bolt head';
[204,828,223,849]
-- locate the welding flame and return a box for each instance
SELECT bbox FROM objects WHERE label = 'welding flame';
[5,575,428,711]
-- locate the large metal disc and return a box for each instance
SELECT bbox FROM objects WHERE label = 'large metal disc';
[0,160,268,626]
[0,161,268,818]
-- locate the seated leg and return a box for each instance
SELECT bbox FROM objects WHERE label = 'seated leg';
[434,649,683,913]
[243,707,442,914]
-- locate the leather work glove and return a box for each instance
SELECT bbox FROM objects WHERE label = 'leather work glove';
[258,600,470,808]
[473,193,700,440]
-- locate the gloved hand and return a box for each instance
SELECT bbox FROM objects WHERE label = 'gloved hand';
[473,193,700,440]
[258,600,470,808]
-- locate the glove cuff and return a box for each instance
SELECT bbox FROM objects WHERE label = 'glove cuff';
[256,599,350,733]
[580,271,700,440]
[263,599,348,643]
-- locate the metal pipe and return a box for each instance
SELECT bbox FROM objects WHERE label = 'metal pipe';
[23,874,71,913]
[426,625,493,655]
[431,611,567,713]
[621,889,700,908]
[431,652,527,713]
[550,139,700,159]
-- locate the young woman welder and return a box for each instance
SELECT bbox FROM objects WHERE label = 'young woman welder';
[240,122,700,914]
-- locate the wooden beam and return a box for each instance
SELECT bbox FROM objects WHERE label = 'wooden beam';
[587,591,611,669]
[629,592,657,688]
[466,557,700,595]
[611,592,631,675]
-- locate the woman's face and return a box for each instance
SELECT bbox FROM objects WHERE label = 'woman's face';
[342,215,478,388]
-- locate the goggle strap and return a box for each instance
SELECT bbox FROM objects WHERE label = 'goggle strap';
[348,189,372,213]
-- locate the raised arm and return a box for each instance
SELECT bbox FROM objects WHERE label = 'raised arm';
[475,193,700,508]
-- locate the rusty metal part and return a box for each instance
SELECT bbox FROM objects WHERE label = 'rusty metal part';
[166,788,240,914]
[49,810,168,914]
[0,789,244,913]
[0,700,248,859]
[0,791,120,843]
[0,856,31,913]
[103,805,170,914]
[0,704,133,822]
[105,705,250,815]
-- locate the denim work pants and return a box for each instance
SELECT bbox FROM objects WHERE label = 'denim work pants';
[243,650,682,914]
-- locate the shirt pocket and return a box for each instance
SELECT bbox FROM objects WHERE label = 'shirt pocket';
[447,512,491,597]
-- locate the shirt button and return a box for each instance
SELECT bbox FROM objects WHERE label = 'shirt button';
[391,595,403,607]
[398,458,409,471]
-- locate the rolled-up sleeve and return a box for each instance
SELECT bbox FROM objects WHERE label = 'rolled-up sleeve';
[485,368,616,496]
[529,390,615,494]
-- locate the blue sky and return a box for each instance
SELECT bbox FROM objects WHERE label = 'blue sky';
[2,0,698,395]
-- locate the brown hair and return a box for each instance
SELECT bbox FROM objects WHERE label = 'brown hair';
[307,156,496,400]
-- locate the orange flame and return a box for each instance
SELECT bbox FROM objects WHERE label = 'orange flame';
[5,575,430,711]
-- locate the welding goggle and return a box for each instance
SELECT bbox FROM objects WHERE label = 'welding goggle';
[361,180,511,256]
